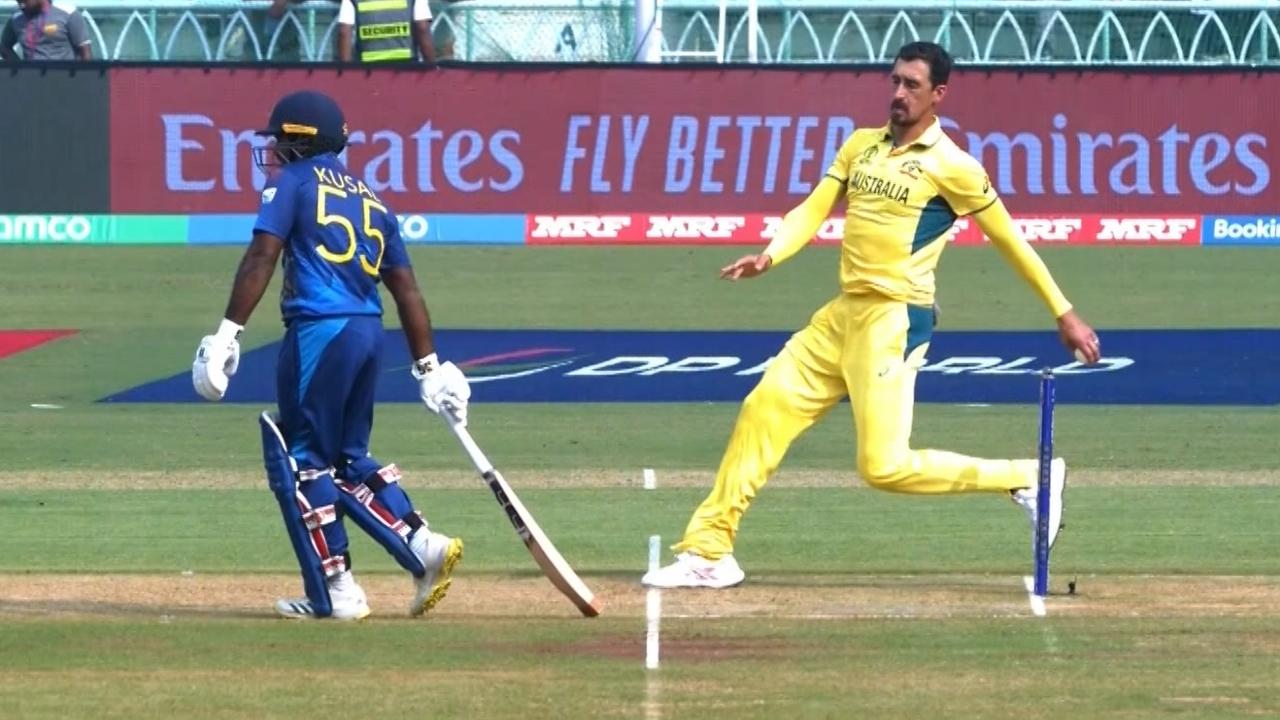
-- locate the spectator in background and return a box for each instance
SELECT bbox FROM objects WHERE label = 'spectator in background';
[223,0,315,61]
[429,0,457,60]
[337,0,434,64]
[1,0,92,61]
[263,0,305,59]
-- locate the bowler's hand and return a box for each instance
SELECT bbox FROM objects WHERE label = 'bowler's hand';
[1057,310,1101,365]
[720,254,773,280]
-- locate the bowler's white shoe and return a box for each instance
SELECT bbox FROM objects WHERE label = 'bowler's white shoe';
[1012,457,1067,550]
[409,530,464,617]
[641,552,745,589]
[275,570,371,620]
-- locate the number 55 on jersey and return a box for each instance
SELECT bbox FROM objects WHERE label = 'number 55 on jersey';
[256,140,404,318]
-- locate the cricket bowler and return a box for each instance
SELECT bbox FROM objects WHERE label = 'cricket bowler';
[643,41,1102,589]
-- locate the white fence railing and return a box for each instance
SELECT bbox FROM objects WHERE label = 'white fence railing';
[43,1,1280,64]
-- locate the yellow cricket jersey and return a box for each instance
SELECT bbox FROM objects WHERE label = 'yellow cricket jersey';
[764,117,1071,317]
[826,119,993,304]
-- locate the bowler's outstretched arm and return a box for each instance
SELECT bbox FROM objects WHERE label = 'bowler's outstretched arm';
[971,201,1100,363]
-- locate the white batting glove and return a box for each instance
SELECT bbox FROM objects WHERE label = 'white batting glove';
[193,319,243,401]
[411,353,471,425]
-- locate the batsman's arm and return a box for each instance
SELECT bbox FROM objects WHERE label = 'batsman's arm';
[761,175,845,267]
[970,201,1072,318]
[223,232,284,325]
[381,266,436,362]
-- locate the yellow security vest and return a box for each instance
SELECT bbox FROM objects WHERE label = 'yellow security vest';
[355,0,414,62]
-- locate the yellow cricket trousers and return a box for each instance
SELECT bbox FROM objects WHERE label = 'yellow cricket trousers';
[674,292,1038,560]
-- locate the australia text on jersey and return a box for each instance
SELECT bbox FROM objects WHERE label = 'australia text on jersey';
[850,169,911,205]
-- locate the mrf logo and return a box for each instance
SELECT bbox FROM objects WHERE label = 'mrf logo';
[531,215,631,239]
[1015,217,1083,242]
[762,216,844,242]
[951,214,1203,245]
[646,216,746,239]
[1096,217,1198,243]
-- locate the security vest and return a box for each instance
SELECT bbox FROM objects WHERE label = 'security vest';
[354,0,413,62]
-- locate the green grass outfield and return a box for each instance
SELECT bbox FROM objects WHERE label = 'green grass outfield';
[0,245,1277,719]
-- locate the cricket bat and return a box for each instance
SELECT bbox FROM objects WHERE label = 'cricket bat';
[443,412,601,617]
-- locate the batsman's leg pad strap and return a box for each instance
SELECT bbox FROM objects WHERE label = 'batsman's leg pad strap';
[301,504,338,531]
[336,480,426,575]
[368,463,403,491]
[342,461,422,522]
[322,552,349,576]
[296,472,349,562]
[299,467,337,482]
[401,510,425,532]
[260,411,342,617]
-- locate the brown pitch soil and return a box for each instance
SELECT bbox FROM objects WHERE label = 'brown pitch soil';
[3,468,1275,490]
[1,572,1276,625]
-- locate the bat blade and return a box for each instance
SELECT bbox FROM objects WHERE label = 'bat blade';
[443,414,600,617]
[483,468,600,617]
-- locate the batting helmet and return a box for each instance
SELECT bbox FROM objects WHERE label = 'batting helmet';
[254,90,349,166]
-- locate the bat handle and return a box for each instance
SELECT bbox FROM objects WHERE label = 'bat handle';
[444,411,495,475]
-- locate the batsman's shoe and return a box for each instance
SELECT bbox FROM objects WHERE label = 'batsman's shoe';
[1011,457,1067,550]
[275,570,371,620]
[409,530,464,617]
[641,552,745,589]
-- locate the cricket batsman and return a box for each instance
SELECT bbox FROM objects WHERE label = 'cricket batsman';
[191,90,469,618]
[643,41,1102,589]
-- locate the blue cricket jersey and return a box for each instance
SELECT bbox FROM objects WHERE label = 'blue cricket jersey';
[253,153,410,322]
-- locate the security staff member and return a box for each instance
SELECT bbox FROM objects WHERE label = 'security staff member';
[336,0,435,63]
